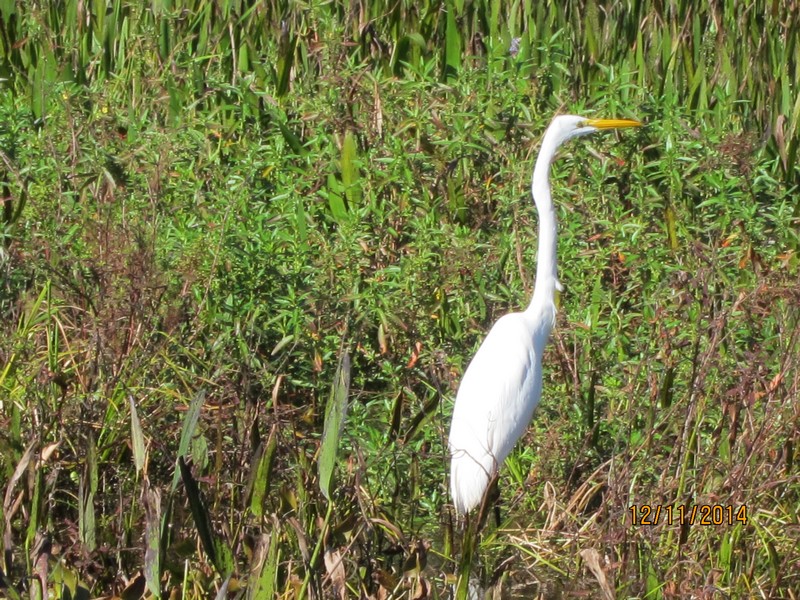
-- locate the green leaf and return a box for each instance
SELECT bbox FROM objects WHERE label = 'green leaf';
[584,0,601,63]
[158,17,170,62]
[129,395,146,474]
[444,0,461,82]
[247,425,278,517]
[79,435,97,551]
[249,526,280,599]
[238,41,250,74]
[325,173,349,223]
[446,165,466,223]
[179,457,234,578]
[391,33,426,76]
[171,390,205,492]
[318,350,351,502]
[665,204,678,251]
[276,119,305,156]
[276,23,296,97]
[341,130,362,206]
[294,197,308,249]
[143,484,162,599]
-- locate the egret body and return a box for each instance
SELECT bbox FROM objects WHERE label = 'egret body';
[448,115,641,515]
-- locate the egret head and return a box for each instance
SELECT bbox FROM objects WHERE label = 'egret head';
[546,114,643,147]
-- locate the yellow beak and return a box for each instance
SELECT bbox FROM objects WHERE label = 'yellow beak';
[585,118,643,129]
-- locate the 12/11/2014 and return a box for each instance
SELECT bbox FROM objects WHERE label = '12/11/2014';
[629,504,747,526]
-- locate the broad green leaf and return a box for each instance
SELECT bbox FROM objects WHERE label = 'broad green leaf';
[665,205,678,251]
[247,426,278,517]
[171,390,205,492]
[325,173,349,223]
[584,0,600,63]
[129,395,146,474]
[79,436,97,551]
[341,130,362,206]
[276,24,296,97]
[318,350,351,502]
[249,529,279,599]
[276,118,305,155]
[444,0,461,82]
[143,484,162,599]
[179,457,234,578]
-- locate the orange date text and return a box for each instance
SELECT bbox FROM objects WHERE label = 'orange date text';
[629,504,747,526]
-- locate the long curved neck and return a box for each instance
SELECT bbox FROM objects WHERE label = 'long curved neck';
[527,132,561,312]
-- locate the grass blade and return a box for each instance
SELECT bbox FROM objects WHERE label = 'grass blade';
[444,0,461,82]
[178,457,234,579]
[318,350,351,502]
[143,483,162,599]
[341,131,362,206]
[129,395,146,475]
[248,527,279,600]
[171,390,205,493]
[246,425,278,517]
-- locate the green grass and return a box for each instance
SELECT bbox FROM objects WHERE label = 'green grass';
[1,1,799,598]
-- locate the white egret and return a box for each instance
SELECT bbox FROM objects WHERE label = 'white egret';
[448,115,642,515]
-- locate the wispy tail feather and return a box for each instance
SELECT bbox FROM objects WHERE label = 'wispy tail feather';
[449,449,495,514]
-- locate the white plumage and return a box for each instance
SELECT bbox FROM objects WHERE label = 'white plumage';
[448,115,642,514]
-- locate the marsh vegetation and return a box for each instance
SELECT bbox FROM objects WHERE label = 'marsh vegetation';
[0,1,799,598]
